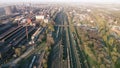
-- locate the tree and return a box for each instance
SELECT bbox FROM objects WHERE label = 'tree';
[46,34,54,46]
[15,48,21,57]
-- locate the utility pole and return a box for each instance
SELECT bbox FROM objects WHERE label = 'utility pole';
[18,20,20,26]
[26,25,28,40]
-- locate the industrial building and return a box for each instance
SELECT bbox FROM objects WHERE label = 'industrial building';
[0,8,5,16]
[4,6,13,15]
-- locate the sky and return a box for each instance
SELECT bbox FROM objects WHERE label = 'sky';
[0,0,120,3]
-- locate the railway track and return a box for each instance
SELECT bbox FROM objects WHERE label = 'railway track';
[0,26,35,64]
[13,27,35,47]
[0,26,23,41]
[5,27,25,44]
[0,24,13,35]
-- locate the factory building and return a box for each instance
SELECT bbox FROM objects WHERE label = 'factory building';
[35,15,44,21]
[0,8,5,16]
[11,6,17,13]
[4,6,12,15]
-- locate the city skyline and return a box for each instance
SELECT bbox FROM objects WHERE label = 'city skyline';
[0,0,120,3]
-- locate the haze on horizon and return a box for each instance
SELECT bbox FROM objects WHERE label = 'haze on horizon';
[0,0,120,3]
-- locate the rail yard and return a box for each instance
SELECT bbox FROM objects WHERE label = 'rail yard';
[0,2,120,68]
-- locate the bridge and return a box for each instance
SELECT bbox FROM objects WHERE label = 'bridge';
[54,25,70,27]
